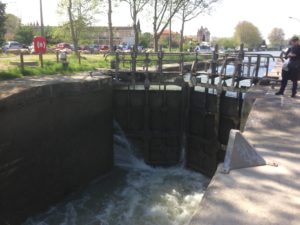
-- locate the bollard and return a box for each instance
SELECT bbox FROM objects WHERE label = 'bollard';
[59,51,69,70]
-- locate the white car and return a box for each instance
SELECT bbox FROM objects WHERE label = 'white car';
[2,41,23,52]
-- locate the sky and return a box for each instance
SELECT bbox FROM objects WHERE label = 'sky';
[3,0,300,41]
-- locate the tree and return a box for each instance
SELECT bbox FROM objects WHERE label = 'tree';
[215,37,237,49]
[152,0,185,52]
[4,14,21,40]
[15,26,34,45]
[178,0,218,52]
[96,0,118,50]
[234,21,262,49]
[140,32,153,48]
[107,0,114,50]
[0,2,6,45]
[160,33,179,48]
[268,28,285,48]
[123,0,147,51]
[58,0,98,54]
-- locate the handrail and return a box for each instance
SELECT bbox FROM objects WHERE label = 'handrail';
[109,45,279,90]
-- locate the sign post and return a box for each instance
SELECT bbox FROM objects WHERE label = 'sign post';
[33,36,47,68]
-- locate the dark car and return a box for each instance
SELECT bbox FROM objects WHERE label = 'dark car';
[88,44,100,53]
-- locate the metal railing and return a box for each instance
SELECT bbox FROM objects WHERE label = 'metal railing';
[110,44,278,92]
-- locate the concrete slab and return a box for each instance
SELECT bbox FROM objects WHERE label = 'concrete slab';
[0,73,111,100]
[190,85,300,225]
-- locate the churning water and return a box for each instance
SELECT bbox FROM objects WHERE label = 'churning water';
[23,122,209,225]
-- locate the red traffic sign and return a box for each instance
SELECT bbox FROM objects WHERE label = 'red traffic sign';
[33,36,47,54]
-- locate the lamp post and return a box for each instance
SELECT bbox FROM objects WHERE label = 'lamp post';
[289,16,300,23]
[39,0,44,37]
[39,0,45,68]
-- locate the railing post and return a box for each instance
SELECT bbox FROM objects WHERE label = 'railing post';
[78,51,81,65]
[131,47,137,87]
[247,56,252,77]
[144,52,150,90]
[20,52,24,73]
[255,54,261,81]
[211,44,219,85]
[157,46,164,88]
[115,52,120,80]
[56,51,59,63]
[212,44,219,75]
[180,53,184,75]
[265,57,270,77]
[232,43,244,87]
[131,47,137,73]
[39,53,44,68]
[236,43,244,87]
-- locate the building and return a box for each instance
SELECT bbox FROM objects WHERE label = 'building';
[24,24,135,46]
[197,26,211,43]
[96,26,135,45]
[160,29,179,40]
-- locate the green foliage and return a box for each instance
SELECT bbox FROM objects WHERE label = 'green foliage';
[216,37,237,49]
[0,2,6,45]
[15,26,34,45]
[159,34,180,49]
[50,24,72,43]
[44,26,60,45]
[140,32,153,48]
[234,21,262,49]
[4,14,21,40]
[268,28,285,47]
[58,0,99,48]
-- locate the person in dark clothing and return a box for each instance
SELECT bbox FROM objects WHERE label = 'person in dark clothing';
[276,36,300,97]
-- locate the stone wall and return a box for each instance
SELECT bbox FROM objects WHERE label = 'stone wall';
[0,76,113,225]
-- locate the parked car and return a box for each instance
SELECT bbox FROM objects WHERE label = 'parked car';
[100,45,109,51]
[2,41,23,52]
[56,43,73,50]
[89,44,100,53]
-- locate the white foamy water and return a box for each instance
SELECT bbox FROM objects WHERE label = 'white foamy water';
[23,122,209,225]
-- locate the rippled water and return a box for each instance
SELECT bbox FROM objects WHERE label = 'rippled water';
[23,122,209,225]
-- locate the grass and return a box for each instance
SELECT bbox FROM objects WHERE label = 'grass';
[0,53,111,80]
[0,52,212,81]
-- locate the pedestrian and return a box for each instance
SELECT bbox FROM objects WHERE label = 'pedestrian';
[194,43,201,53]
[276,36,300,98]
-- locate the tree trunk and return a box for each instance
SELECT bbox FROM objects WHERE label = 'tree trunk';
[168,1,172,52]
[132,1,139,52]
[68,0,78,56]
[108,0,114,51]
[154,34,159,52]
[179,12,185,52]
[153,0,158,52]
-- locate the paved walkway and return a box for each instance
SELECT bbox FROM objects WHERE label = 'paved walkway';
[190,85,300,225]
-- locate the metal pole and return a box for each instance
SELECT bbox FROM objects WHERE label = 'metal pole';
[169,1,172,52]
[39,0,45,37]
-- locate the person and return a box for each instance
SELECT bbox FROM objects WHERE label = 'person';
[276,36,300,97]
[194,43,201,53]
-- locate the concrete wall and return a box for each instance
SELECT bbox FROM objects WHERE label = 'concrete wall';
[0,76,113,225]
